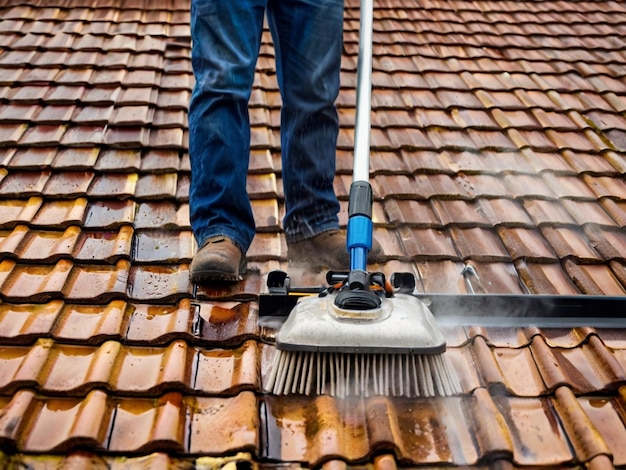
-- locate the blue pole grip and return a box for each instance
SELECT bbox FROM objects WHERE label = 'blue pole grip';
[347,215,372,271]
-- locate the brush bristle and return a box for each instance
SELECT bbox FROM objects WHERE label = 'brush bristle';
[265,350,462,397]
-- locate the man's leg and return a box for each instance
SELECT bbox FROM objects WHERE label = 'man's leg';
[267,0,344,244]
[188,0,265,280]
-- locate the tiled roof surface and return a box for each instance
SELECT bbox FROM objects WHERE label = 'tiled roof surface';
[1,0,626,468]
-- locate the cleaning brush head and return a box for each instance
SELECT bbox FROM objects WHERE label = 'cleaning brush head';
[264,293,461,397]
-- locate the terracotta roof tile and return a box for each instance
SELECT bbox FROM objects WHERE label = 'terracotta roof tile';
[83,200,135,229]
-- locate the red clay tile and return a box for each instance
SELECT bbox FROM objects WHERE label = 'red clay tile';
[82,86,121,105]
[62,260,130,302]
[599,199,626,227]
[134,202,181,229]
[88,173,138,199]
[542,173,597,200]
[0,300,62,344]
[140,150,181,173]
[497,227,558,262]
[551,386,613,463]
[104,126,149,148]
[541,226,602,262]
[0,197,43,229]
[135,173,178,199]
[73,106,114,125]
[125,300,193,344]
[515,260,580,295]
[576,394,626,466]
[384,199,440,227]
[194,340,259,394]
[35,105,76,124]
[564,261,626,295]
[149,127,186,149]
[73,226,133,263]
[0,259,73,302]
[110,105,153,126]
[522,199,577,227]
[43,171,94,197]
[248,233,282,261]
[561,200,619,227]
[399,226,458,260]
[21,389,110,452]
[432,199,487,227]
[0,389,36,444]
[0,339,52,393]
[84,200,136,229]
[127,264,192,302]
[108,392,185,453]
[53,301,128,343]
[40,341,119,394]
[133,230,193,263]
[0,124,28,145]
[196,301,258,346]
[491,393,574,466]
[117,86,158,106]
[112,340,192,394]
[16,226,80,262]
[450,227,510,261]
[60,125,105,146]
[0,171,51,197]
[583,226,626,261]
[94,149,141,172]
[187,392,258,454]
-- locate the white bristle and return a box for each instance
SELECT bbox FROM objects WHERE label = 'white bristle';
[265,350,462,397]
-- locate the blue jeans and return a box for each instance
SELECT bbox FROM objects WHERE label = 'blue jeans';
[189,0,343,253]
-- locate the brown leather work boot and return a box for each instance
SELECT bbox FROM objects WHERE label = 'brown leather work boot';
[287,229,382,272]
[190,236,247,283]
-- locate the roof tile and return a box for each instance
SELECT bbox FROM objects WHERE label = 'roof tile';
[83,200,135,229]
[53,301,128,344]
[127,264,192,302]
[108,392,185,453]
[187,392,258,455]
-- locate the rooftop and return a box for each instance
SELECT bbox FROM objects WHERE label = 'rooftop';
[1,0,626,468]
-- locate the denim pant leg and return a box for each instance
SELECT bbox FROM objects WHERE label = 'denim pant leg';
[267,0,344,243]
[188,0,265,253]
